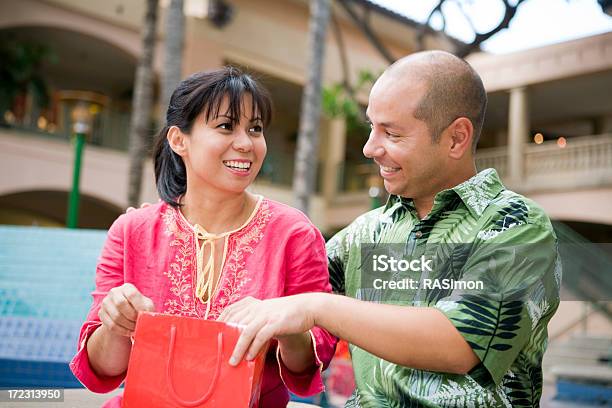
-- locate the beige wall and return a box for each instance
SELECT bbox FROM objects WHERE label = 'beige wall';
[467,31,612,93]
[1,0,156,67]
[181,0,415,86]
[0,131,158,211]
[528,189,612,225]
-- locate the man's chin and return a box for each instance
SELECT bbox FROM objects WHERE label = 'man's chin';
[383,180,404,196]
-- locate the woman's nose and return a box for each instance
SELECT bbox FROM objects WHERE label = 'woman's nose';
[233,130,253,152]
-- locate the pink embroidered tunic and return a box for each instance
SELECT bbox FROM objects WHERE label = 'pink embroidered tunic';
[70,198,337,407]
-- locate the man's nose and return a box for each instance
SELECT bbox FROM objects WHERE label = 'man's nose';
[363,132,383,158]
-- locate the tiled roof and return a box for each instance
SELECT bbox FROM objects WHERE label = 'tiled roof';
[348,0,467,47]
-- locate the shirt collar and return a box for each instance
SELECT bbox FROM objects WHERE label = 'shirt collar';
[383,168,505,219]
[450,168,505,217]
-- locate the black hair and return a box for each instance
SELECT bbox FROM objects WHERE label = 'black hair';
[153,66,272,206]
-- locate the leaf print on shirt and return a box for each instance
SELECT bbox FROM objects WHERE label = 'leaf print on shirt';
[502,353,543,408]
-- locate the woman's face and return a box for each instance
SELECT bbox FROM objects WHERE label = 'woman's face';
[172,94,267,196]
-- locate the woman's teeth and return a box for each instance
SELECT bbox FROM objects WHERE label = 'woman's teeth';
[223,160,251,171]
[381,166,400,172]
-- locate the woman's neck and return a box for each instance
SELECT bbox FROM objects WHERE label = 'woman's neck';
[180,189,258,234]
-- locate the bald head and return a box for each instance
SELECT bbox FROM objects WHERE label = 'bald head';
[381,50,487,149]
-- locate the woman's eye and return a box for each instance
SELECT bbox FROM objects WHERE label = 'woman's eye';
[250,125,263,133]
[218,122,233,131]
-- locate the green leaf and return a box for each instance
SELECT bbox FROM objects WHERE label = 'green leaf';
[491,343,512,351]
[495,332,517,339]
[457,326,494,336]
[466,340,485,350]
[501,315,522,325]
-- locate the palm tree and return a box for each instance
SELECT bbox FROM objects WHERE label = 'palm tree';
[160,0,185,123]
[127,0,158,207]
[293,0,331,215]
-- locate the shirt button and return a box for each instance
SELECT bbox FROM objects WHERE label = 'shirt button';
[415,231,423,238]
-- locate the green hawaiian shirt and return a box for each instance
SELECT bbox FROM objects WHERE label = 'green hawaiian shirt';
[327,168,561,408]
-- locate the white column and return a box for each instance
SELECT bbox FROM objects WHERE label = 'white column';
[508,87,529,185]
[321,117,347,201]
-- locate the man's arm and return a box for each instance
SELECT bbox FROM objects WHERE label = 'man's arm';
[310,293,479,374]
[221,292,479,375]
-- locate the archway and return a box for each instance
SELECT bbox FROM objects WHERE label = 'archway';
[0,190,123,229]
[0,25,141,151]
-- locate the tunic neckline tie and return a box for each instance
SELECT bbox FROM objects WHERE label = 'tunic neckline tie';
[176,195,263,319]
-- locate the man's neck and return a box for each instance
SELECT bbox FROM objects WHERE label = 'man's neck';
[412,164,477,220]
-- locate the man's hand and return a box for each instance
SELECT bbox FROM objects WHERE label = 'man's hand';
[217,295,316,366]
[126,202,154,213]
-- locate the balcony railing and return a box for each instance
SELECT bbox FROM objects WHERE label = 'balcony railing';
[525,134,612,175]
[3,106,132,152]
[476,134,612,191]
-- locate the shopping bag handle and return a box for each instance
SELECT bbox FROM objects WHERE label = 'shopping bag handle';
[167,324,223,407]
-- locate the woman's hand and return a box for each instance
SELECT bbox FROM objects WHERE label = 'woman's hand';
[98,283,155,337]
[218,295,317,367]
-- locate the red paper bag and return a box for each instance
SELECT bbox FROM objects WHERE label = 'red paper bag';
[123,312,267,408]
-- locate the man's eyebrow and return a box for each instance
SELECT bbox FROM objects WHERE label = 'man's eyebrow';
[365,112,402,129]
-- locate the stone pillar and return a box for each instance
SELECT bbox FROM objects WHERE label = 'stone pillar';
[321,117,347,201]
[508,87,529,185]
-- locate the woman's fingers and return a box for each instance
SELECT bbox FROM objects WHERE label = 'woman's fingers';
[109,288,138,322]
[98,307,133,337]
[99,283,155,336]
[102,292,138,331]
[121,283,155,313]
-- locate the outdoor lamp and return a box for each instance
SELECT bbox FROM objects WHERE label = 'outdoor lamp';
[57,90,107,228]
[71,101,93,134]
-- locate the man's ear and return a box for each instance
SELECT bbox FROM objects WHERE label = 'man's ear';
[167,126,187,156]
[447,117,473,160]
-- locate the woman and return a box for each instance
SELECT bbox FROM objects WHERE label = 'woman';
[70,67,336,407]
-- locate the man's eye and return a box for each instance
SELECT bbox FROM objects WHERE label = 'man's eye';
[386,131,401,138]
[218,122,233,130]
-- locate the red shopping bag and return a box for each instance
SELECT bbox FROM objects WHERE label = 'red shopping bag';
[122,312,267,408]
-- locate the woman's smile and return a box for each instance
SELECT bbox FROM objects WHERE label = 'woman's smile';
[223,159,253,176]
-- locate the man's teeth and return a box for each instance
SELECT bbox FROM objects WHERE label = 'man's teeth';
[381,166,400,172]
[224,161,251,170]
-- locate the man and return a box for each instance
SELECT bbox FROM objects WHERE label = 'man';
[220,50,561,407]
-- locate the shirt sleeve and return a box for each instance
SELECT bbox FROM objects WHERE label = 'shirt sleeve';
[69,214,128,393]
[326,226,349,295]
[276,222,338,397]
[433,222,559,385]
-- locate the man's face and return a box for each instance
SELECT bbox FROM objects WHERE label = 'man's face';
[363,75,448,199]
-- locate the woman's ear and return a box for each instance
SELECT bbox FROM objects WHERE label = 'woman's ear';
[167,126,187,156]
